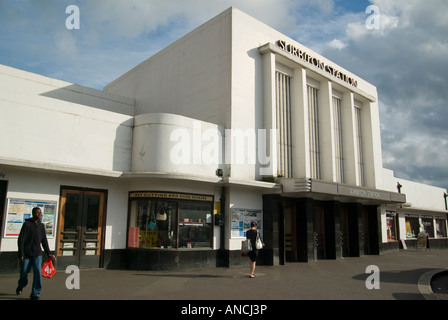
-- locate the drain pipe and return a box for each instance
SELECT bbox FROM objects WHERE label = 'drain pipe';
[220,186,226,251]
[444,192,447,211]
[215,169,226,255]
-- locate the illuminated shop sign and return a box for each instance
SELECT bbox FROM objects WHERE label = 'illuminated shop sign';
[276,40,358,88]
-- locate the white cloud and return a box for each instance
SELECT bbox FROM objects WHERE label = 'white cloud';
[327,39,346,50]
[54,30,80,63]
[322,0,448,188]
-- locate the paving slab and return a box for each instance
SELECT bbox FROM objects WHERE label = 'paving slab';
[0,250,446,304]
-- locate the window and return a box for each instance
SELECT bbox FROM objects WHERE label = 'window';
[333,95,344,183]
[386,212,397,241]
[405,216,419,238]
[308,85,320,179]
[354,102,365,186]
[421,217,434,238]
[275,71,293,178]
[130,199,178,248]
[436,219,447,238]
[128,193,213,249]
[178,202,213,248]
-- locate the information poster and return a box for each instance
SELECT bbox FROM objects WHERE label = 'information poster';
[230,208,262,238]
[4,199,57,238]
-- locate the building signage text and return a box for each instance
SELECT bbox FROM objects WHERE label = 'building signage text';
[348,187,381,199]
[337,185,390,201]
[276,40,358,88]
[130,191,213,202]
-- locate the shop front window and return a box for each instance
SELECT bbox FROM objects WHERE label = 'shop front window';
[405,216,419,239]
[421,217,434,238]
[130,199,178,248]
[436,219,447,238]
[178,202,213,248]
[128,193,213,249]
[386,213,397,241]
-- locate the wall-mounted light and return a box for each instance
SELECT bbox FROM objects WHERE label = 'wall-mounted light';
[215,169,223,177]
[397,182,402,193]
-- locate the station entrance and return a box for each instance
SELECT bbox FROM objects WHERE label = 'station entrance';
[263,195,380,265]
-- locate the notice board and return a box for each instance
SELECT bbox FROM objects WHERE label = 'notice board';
[3,199,57,238]
[230,208,262,238]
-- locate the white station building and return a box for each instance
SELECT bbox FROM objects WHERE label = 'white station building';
[1,7,447,272]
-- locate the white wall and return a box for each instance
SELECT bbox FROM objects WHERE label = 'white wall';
[383,168,447,212]
[104,9,232,128]
[231,8,383,186]
[131,113,224,178]
[227,186,263,250]
[104,7,384,187]
[230,9,285,181]
[0,168,129,252]
[0,65,134,174]
[381,169,448,243]
[0,64,135,253]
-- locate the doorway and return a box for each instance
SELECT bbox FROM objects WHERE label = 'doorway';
[313,205,326,260]
[340,207,350,257]
[0,180,7,248]
[340,205,360,257]
[284,202,297,262]
[363,206,380,255]
[56,188,107,269]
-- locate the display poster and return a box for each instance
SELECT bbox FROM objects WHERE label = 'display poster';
[230,208,262,238]
[4,199,57,238]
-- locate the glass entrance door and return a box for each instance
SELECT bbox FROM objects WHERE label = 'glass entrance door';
[56,188,106,269]
[284,203,298,262]
[340,208,350,257]
[313,206,326,260]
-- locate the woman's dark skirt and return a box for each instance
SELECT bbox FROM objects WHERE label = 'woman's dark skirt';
[248,250,258,262]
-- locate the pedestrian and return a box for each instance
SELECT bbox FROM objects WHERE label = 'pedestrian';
[246,221,263,278]
[16,207,55,300]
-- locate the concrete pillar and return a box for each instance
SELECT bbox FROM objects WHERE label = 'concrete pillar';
[261,51,277,177]
[292,67,310,178]
[341,92,358,186]
[319,79,336,182]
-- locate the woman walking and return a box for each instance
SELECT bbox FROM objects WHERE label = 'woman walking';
[246,221,263,278]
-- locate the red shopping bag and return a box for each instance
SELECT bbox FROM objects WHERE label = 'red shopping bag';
[41,258,56,278]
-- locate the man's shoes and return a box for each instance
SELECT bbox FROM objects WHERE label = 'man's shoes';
[16,287,22,295]
[30,295,40,300]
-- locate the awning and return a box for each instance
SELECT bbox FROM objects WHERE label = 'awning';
[278,178,406,205]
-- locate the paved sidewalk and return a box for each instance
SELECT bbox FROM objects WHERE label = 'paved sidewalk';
[0,250,446,301]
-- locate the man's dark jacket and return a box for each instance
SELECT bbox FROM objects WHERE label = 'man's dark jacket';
[17,218,51,258]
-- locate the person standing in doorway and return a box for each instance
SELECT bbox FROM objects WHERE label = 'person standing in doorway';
[246,221,263,278]
[16,207,55,300]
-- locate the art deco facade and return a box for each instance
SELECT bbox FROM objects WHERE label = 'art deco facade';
[0,8,446,271]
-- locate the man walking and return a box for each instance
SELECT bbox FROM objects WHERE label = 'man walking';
[16,207,55,300]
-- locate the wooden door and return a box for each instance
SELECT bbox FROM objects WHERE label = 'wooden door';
[56,188,106,268]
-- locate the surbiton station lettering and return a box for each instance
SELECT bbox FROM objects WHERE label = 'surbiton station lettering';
[277,40,358,88]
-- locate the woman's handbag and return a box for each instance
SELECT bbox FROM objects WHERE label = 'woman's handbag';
[255,231,263,249]
[241,239,252,254]
[148,207,156,230]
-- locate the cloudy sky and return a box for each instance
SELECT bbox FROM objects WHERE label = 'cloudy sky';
[1,0,447,190]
